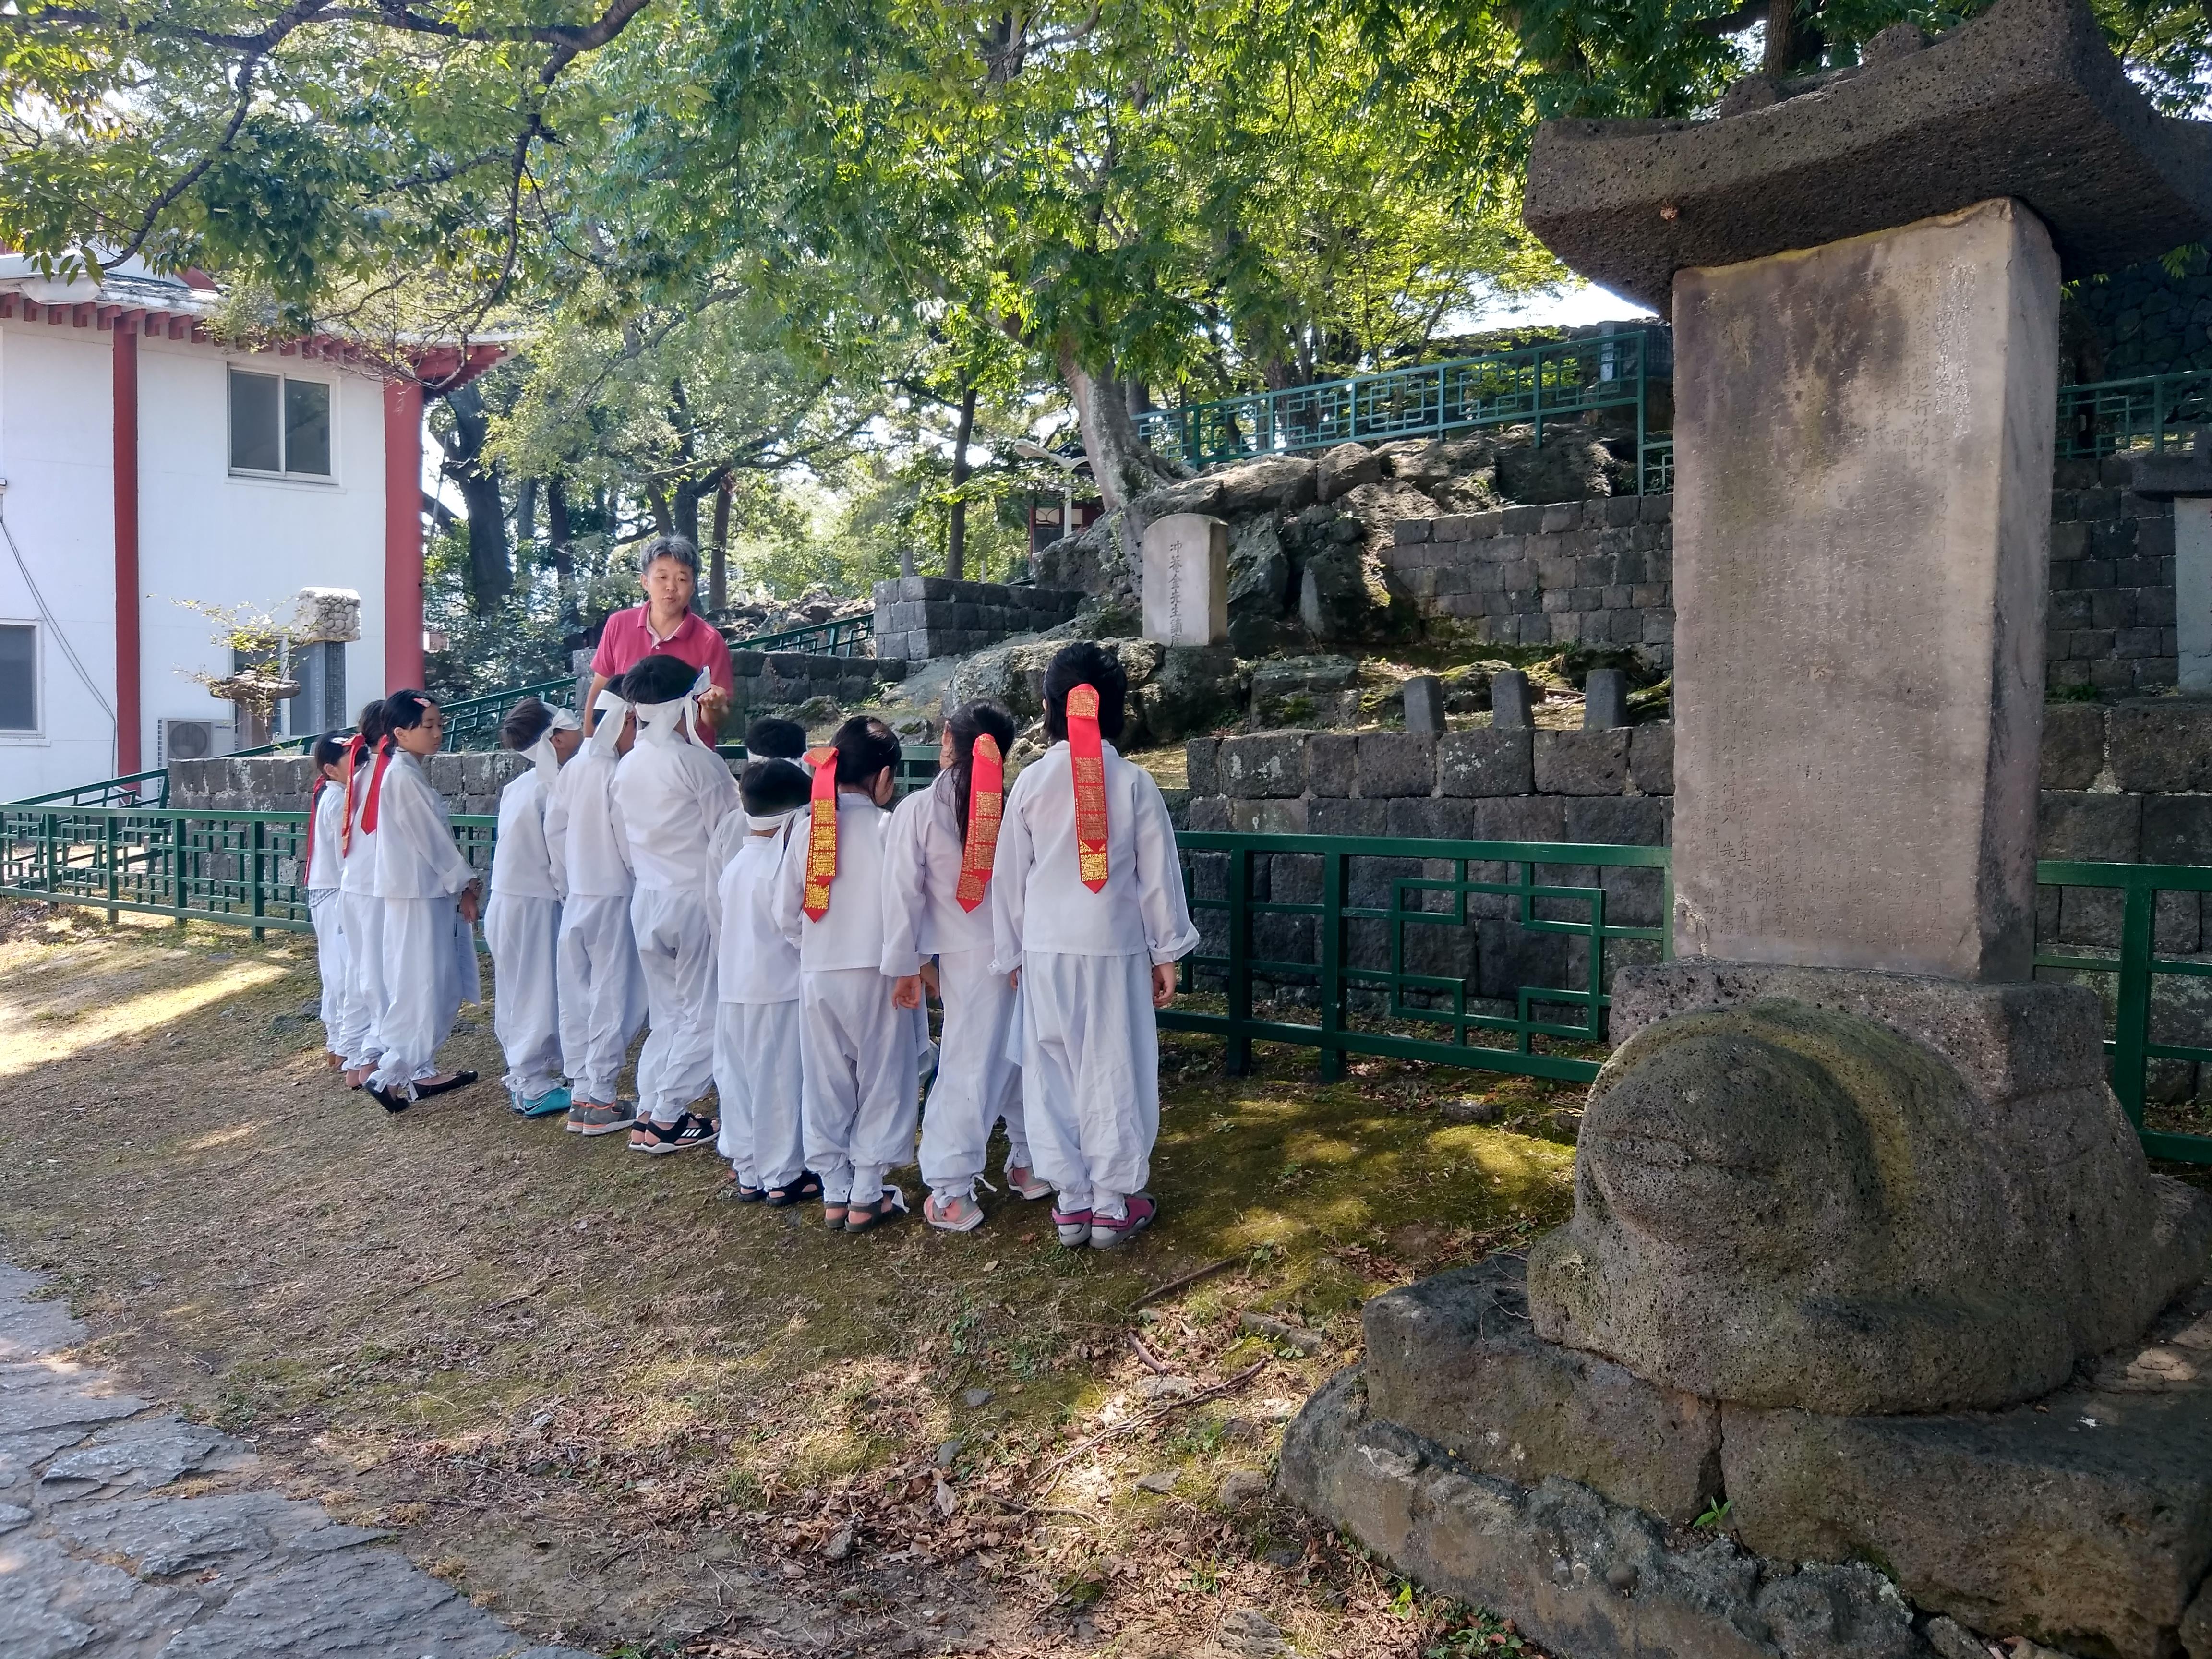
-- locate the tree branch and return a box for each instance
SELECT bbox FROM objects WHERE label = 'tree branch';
[1,0,655,57]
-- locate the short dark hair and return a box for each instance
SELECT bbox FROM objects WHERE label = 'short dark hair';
[1042,642,1126,743]
[383,688,438,731]
[312,733,348,770]
[832,715,901,788]
[745,715,806,760]
[945,699,1017,840]
[621,652,698,705]
[501,697,554,751]
[739,757,813,817]
[356,699,388,746]
[638,532,699,578]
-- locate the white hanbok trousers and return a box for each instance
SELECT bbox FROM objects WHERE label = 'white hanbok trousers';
[557,894,646,1104]
[713,999,805,1190]
[919,946,1029,1198]
[309,890,348,1055]
[630,886,718,1125]
[336,890,388,1071]
[486,892,563,1098]
[1017,950,1158,1216]
[800,966,917,1207]
[370,895,482,1092]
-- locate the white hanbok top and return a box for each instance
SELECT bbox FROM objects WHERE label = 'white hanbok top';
[543,749,631,900]
[715,820,801,1003]
[371,750,477,901]
[772,793,894,974]
[338,758,380,897]
[881,773,992,974]
[990,739,1198,974]
[306,781,346,894]
[489,770,558,899]
[613,731,737,898]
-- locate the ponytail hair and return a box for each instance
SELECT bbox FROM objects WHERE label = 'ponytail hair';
[356,699,388,747]
[944,700,1017,841]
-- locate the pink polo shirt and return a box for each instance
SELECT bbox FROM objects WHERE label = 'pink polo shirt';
[591,605,735,744]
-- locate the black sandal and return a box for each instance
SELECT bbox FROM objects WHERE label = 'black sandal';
[411,1070,480,1101]
[371,1085,410,1115]
[764,1171,824,1208]
[844,1186,909,1234]
[721,1178,766,1203]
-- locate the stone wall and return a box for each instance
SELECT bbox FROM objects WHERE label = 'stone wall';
[728,648,903,709]
[173,751,531,818]
[1387,495,1676,667]
[2067,246,2212,380]
[1386,471,2181,696]
[871,577,1083,662]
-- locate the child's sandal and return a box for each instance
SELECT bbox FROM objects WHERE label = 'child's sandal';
[764,1171,823,1208]
[822,1203,849,1229]
[845,1186,909,1234]
[923,1192,985,1234]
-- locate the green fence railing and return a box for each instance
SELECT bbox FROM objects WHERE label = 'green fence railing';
[733,613,875,657]
[2057,368,2212,460]
[4,808,2208,1165]
[1135,331,1671,491]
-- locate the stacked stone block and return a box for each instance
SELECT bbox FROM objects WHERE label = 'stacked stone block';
[1387,496,1675,665]
[2045,456,2181,694]
[728,648,902,709]
[1387,475,2184,696]
[871,577,1084,662]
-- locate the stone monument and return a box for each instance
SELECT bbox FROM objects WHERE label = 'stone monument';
[1282,2,2212,1653]
[1139,512,1228,647]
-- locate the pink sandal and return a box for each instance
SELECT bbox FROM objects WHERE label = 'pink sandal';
[924,1192,986,1233]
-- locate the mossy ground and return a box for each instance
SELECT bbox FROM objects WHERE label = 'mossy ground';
[0,900,1576,1657]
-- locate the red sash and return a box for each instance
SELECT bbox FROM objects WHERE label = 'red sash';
[360,738,394,835]
[1067,685,1108,892]
[955,734,1004,912]
[801,746,839,921]
[337,736,366,855]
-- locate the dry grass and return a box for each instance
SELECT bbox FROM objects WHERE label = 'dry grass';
[0,900,1578,1657]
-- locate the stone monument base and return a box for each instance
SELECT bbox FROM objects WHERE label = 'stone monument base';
[1284,1257,2212,1659]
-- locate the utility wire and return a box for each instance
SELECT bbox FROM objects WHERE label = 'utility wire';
[0,491,121,776]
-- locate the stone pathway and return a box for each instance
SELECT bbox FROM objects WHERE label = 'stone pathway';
[0,1262,599,1659]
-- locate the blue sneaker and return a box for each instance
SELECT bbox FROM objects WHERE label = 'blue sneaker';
[519,1084,573,1119]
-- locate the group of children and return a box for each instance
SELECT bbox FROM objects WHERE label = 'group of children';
[305,640,1199,1246]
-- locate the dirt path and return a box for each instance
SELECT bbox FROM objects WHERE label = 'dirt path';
[0,903,1579,1657]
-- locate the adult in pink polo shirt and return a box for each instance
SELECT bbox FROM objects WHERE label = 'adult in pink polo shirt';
[586,534,735,744]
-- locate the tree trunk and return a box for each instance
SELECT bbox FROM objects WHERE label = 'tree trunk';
[1763,0,1823,76]
[516,476,538,546]
[436,383,512,614]
[946,382,977,581]
[546,479,575,595]
[674,482,702,548]
[647,485,673,536]
[1058,338,1180,512]
[710,475,732,612]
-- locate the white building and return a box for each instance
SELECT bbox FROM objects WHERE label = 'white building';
[0,256,494,802]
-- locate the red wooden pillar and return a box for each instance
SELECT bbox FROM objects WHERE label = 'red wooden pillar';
[111,324,141,774]
[382,377,425,692]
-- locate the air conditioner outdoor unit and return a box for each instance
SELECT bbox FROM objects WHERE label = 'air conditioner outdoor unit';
[158,718,236,766]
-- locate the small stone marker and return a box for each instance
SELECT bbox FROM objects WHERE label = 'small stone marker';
[1401,674,1445,733]
[1583,668,1628,730]
[1490,669,1534,728]
[1141,513,1230,647]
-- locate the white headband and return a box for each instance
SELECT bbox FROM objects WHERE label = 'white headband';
[525,706,583,788]
[744,808,800,832]
[587,687,630,761]
[634,666,714,748]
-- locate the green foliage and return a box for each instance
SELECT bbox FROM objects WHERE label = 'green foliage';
[1695,1495,1734,1529]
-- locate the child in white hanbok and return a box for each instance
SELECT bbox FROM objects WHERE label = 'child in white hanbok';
[613,654,737,1154]
[774,717,917,1232]
[366,689,484,1111]
[991,643,1198,1249]
[487,697,582,1118]
[337,701,391,1089]
[709,758,816,1204]
[305,734,350,1069]
[886,700,1046,1233]
[544,689,647,1138]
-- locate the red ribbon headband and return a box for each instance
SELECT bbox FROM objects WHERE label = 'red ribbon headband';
[802,746,839,921]
[955,733,1004,913]
[1067,685,1108,893]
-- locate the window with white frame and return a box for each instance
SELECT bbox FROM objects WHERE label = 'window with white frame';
[0,623,37,733]
[228,368,332,479]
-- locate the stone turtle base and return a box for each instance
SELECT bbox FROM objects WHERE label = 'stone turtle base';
[1285,1258,2212,1659]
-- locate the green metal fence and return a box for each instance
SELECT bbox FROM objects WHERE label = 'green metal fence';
[2033,859,2212,1164]
[1135,331,1670,491]
[733,614,876,657]
[1165,830,1670,1085]
[2056,368,2212,460]
[4,807,2208,1165]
